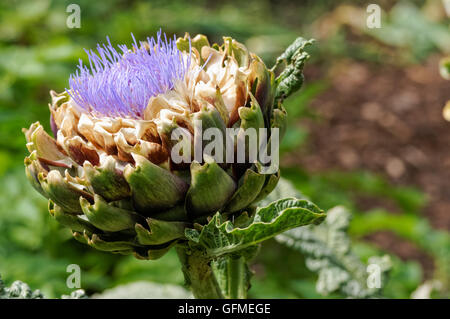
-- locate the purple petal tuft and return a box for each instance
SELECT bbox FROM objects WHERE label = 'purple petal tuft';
[67,30,190,119]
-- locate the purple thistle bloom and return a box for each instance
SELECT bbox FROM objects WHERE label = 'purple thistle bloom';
[67,31,190,119]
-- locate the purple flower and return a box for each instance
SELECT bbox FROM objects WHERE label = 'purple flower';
[67,31,190,119]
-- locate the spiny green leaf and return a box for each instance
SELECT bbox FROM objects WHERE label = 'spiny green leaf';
[274,37,314,66]
[277,206,392,298]
[0,275,43,299]
[272,37,314,102]
[0,274,87,299]
[185,197,325,256]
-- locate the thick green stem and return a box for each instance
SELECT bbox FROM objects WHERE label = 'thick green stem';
[177,248,224,299]
[220,255,248,299]
[177,248,250,299]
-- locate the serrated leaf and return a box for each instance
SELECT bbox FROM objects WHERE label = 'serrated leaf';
[185,197,325,256]
[272,38,314,102]
[276,206,392,298]
[275,37,314,66]
[0,274,87,299]
[0,276,43,299]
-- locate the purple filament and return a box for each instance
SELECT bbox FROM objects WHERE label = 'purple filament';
[67,31,190,118]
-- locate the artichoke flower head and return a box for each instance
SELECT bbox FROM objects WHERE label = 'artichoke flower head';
[23,31,289,259]
[23,30,324,265]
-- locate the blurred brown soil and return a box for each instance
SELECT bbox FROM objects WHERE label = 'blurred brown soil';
[283,56,450,275]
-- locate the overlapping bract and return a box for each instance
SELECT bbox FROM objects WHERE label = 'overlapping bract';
[23,34,311,259]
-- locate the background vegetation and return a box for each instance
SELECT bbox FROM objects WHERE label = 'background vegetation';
[0,0,448,298]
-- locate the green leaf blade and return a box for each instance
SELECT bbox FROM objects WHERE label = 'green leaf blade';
[186,197,325,257]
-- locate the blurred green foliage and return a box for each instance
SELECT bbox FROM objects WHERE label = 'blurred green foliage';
[0,0,448,298]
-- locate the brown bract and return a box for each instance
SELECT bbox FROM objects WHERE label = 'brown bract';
[32,35,264,174]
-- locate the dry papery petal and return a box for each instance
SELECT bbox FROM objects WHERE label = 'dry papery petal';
[50,96,169,167]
